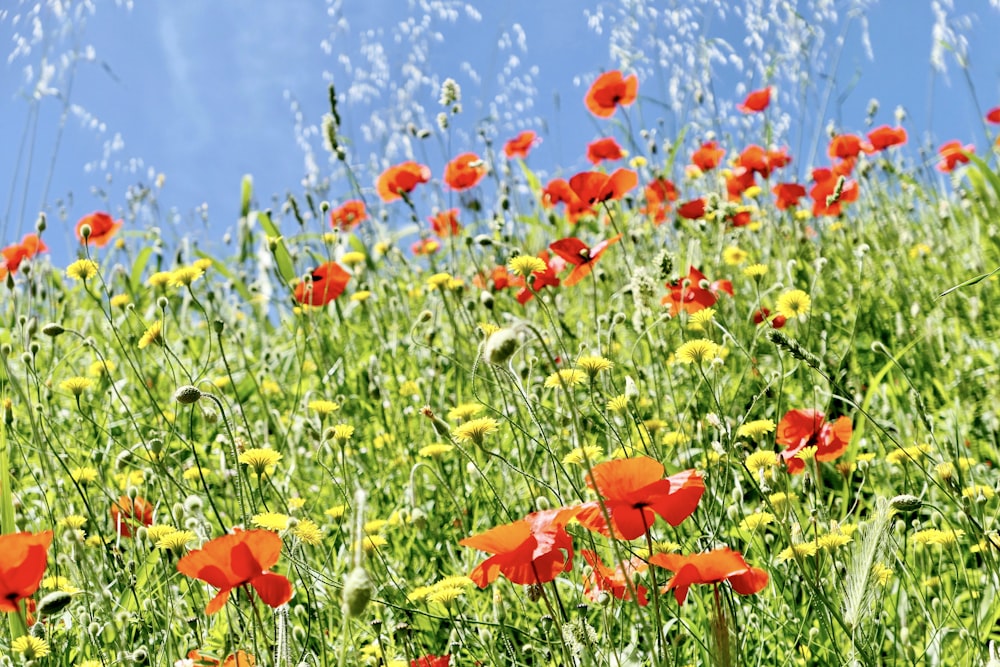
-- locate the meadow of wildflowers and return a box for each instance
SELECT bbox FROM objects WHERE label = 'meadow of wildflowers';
[2,1,1000,666]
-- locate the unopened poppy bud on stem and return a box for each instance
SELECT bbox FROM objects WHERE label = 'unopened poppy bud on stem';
[42,323,65,337]
[79,223,92,241]
[483,327,519,365]
[174,385,203,405]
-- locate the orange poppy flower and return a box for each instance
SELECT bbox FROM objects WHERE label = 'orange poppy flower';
[661,266,733,316]
[329,200,367,231]
[575,456,704,540]
[294,262,350,306]
[691,141,725,171]
[987,107,1000,124]
[460,507,580,587]
[510,250,564,304]
[736,145,770,177]
[642,177,678,223]
[586,137,625,164]
[177,529,293,615]
[549,234,622,287]
[736,87,770,113]
[568,168,638,205]
[726,168,756,200]
[809,168,858,217]
[773,183,807,210]
[937,140,973,172]
[828,134,872,160]
[580,549,649,606]
[0,531,52,613]
[504,130,539,159]
[428,209,462,238]
[76,211,122,247]
[649,547,769,605]
[584,70,638,118]
[224,652,255,667]
[474,265,511,292]
[376,161,431,202]
[776,408,852,474]
[866,125,907,151]
[1,233,48,278]
[444,152,487,191]
[677,198,707,220]
[411,654,450,667]
[111,495,154,537]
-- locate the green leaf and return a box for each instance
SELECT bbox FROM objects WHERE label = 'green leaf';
[130,246,154,295]
[254,210,296,285]
[938,265,1000,298]
[240,174,254,218]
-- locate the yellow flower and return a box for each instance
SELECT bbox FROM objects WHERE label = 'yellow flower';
[260,380,281,395]
[356,535,388,552]
[736,419,776,439]
[59,515,87,530]
[364,519,389,534]
[418,443,454,457]
[426,586,466,604]
[448,403,484,422]
[508,255,547,278]
[886,443,933,465]
[452,417,499,446]
[147,270,173,287]
[544,368,587,389]
[777,542,818,561]
[738,512,774,532]
[110,294,131,308]
[575,355,614,378]
[156,530,197,553]
[252,512,290,531]
[340,251,365,266]
[66,259,99,281]
[70,467,98,485]
[292,519,323,545]
[193,258,213,271]
[60,376,95,397]
[768,491,796,510]
[909,243,931,259]
[138,321,163,349]
[182,466,213,482]
[145,524,179,544]
[41,575,81,594]
[745,450,778,474]
[722,246,748,266]
[287,497,306,511]
[817,532,853,550]
[962,484,995,501]
[913,528,964,546]
[643,418,667,433]
[167,266,204,288]
[687,308,716,331]
[676,339,719,365]
[661,430,689,447]
[478,322,500,337]
[426,272,453,289]
[331,423,355,441]
[308,399,340,415]
[871,562,893,585]
[433,575,475,590]
[399,380,421,397]
[351,290,372,303]
[606,394,630,412]
[238,448,282,475]
[324,505,347,519]
[12,636,49,659]
[87,359,115,376]
[562,445,603,465]
[775,289,811,319]
[743,263,769,279]
[407,585,434,602]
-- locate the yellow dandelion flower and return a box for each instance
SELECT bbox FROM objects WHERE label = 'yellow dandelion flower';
[156,530,197,552]
[736,419,776,439]
[238,448,282,475]
[60,376,95,397]
[260,380,281,395]
[775,289,811,319]
[722,246,748,266]
[145,524,179,544]
[324,505,347,520]
[331,423,355,441]
[743,263,769,279]
[419,443,454,457]
[817,532,853,550]
[575,356,614,379]
[855,452,876,464]
[649,540,682,555]
[364,519,389,534]
[962,484,995,501]
[768,491,796,509]
[777,542,818,561]
[562,445,604,465]
[739,512,775,532]
[399,380,421,397]
[688,308,716,331]
[114,470,145,488]
[147,270,173,287]
[909,243,931,259]
[661,431,689,447]
[871,562,893,585]
[794,209,812,221]
[433,575,475,590]
[446,277,464,290]
[478,322,500,337]
[426,272,453,289]
[193,257,213,271]
[70,467,98,485]
[168,266,204,288]
[407,585,434,602]
[508,255,547,278]
[182,466,213,482]
[448,403,484,422]
[676,339,719,365]
[643,418,667,433]
[886,443,933,465]
[41,575,81,594]
[292,519,323,545]
[351,290,372,303]
[356,535,387,552]
[453,417,499,446]
[252,512,290,531]
[426,586,465,604]
[138,321,163,349]
[110,294,131,308]
[87,359,115,377]
[388,509,409,526]
[544,368,587,389]
[934,529,964,546]
[606,394,630,412]
[12,636,50,659]
[66,259,99,281]
[60,515,87,530]
[374,432,395,449]
[308,399,340,415]
[913,529,944,545]
[340,251,365,266]
[287,498,306,511]
[629,155,646,169]
[745,450,779,474]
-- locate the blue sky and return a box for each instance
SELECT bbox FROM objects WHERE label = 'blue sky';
[2,1,999,265]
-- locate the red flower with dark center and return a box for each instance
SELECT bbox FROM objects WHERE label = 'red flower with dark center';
[177,529,293,615]
[586,137,625,164]
[736,87,770,113]
[581,549,649,606]
[575,456,704,540]
[444,152,486,191]
[111,496,154,537]
[773,183,807,210]
[937,141,973,173]
[76,212,122,247]
[549,234,622,287]
[376,161,431,202]
[766,147,792,171]
[504,130,539,158]
[649,547,768,605]
[0,531,52,614]
[329,200,367,231]
[866,126,907,151]
[585,70,638,118]
[828,134,872,160]
[428,209,462,238]
[776,408,853,474]
[294,262,351,306]
[677,198,707,220]
[662,266,733,316]
[691,141,725,171]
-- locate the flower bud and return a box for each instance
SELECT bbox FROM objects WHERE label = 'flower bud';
[890,494,922,514]
[483,327,518,365]
[42,323,65,337]
[342,566,373,617]
[174,385,203,405]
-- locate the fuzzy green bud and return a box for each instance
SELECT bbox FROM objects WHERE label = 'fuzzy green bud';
[342,566,373,617]
[37,590,73,616]
[483,327,518,365]
[174,385,203,405]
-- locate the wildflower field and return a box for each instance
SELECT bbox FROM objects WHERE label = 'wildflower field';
[3,1,1000,666]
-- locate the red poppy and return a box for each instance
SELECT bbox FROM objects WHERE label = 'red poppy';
[428,209,462,238]
[329,200,367,231]
[809,168,858,217]
[649,547,768,605]
[691,141,725,171]
[411,238,441,256]
[736,87,770,113]
[776,408,853,474]
[753,307,786,329]
[0,531,52,613]
[584,70,638,118]
[937,140,973,172]
[575,456,704,540]
[642,177,679,223]
[294,262,350,306]
[223,652,254,667]
[460,507,580,587]
[586,137,625,164]
[987,107,1000,124]
[773,183,807,210]
[766,147,792,171]
[504,130,539,159]
[443,152,486,191]
[111,495,154,537]
[662,266,733,316]
[549,234,622,287]
[177,529,293,615]
[510,251,564,304]
[541,178,591,223]
[726,168,757,200]
[828,134,872,160]
[1,233,48,278]
[581,549,649,606]
[474,265,511,292]
[677,198,707,220]
[76,212,122,247]
[376,161,431,202]
[866,126,907,151]
[737,145,770,177]
[568,168,638,205]
[411,655,450,667]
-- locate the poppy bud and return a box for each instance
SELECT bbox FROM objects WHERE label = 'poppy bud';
[890,495,922,514]
[37,590,73,616]
[42,323,65,337]
[483,327,519,366]
[343,566,373,617]
[79,223,92,240]
[36,212,46,232]
[174,385,203,405]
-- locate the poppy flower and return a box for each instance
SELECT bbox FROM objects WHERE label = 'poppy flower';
[773,183,807,210]
[586,137,625,164]
[329,200,367,231]
[111,495,154,537]
[76,212,122,247]
[428,209,462,238]
[987,107,1000,124]
[642,177,679,223]
[294,262,351,306]
[460,506,580,587]
[177,529,293,615]
[776,408,852,474]
[828,134,872,160]
[691,141,725,171]
[584,70,638,118]
[766,146,792,171]
[549,234,622,287]
[937,140,973,172]
[510,251,564,304]
[376,161,431,202]
[649,547,769,605]
[568,168,638,205]
[443,152,487,191]
[504,130,538,159]
[474,265,511,292]
[0,531,52,613]
[411,655,450,667]
[736,87,770,113]
[736,145,770,177]
[575,456,704,540]
[1,233,48,278]
[809,168,858,217]
[866,126,907,151]
[726,168,757,200]
[662,266,733,316]
[580,549,649,606]
[753,307,786,329]
[677,198,707,220]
